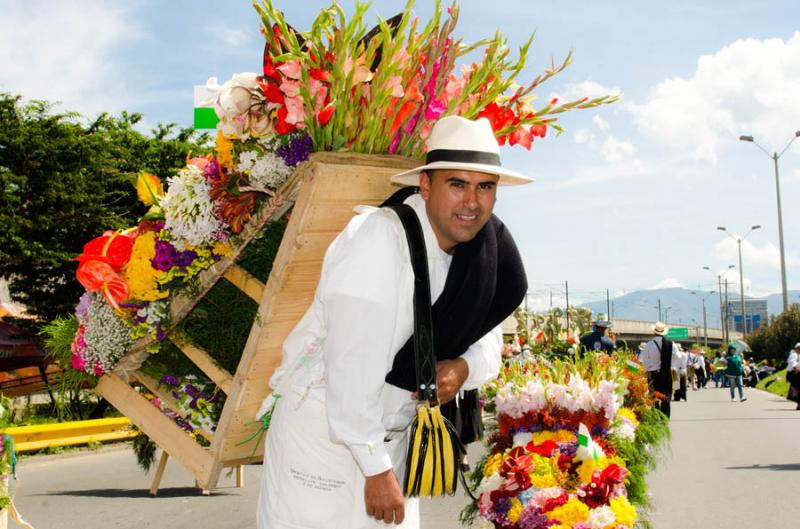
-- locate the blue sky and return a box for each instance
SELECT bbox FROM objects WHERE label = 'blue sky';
[3,0,800,308]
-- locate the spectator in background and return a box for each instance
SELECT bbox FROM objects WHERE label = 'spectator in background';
[579,313,616,355]
[692,346,707,388]
[641,322,683,418]
[712,352,727,388]
[673,343,689,402]
[725,345,747,402]
[786,343,800,409]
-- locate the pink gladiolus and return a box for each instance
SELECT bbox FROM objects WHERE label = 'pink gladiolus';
[71,352,86,372]
[419,123,433,140]
[392,48,411,69]
[387,76,404,98]
[388,133,400,154]
[309,78,328,111]
[425,98,447,120]
[187,157,210,170]
[277,60,302,80]
[280,78,301,98]
[344,55,373,83]
[283,96,307,125]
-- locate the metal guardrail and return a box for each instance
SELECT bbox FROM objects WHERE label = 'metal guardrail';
[0,417,136,452]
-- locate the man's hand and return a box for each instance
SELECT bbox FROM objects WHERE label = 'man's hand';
[434,358,469,404]
[364,469,405,525]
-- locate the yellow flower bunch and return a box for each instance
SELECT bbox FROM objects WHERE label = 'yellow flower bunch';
[213,241,233,257]
[216,130,234,168]
[547,497,589,526]
[507,497,524,523]
[610,496,636,527]
[617,407,639,428]
[532,430,576,444]
[483,452,504,477]
[529,453,562,488]
[576,457,609,484]
[125,231,168,302]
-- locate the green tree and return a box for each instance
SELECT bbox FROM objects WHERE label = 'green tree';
[0,93,210,323]
[747,304,800,365]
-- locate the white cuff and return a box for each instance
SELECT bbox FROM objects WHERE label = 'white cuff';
[349,440,393,477]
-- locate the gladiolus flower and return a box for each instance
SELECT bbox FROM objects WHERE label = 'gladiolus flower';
[277,60,302,80]
[317,103,335,125]
[136,173,164,206]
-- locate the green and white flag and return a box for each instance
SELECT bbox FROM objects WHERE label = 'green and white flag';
[194,85,219,130]
[625,359,642,373]
[576,423,604,462]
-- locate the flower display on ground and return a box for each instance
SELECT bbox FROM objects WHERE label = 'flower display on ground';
[464,353,670,529]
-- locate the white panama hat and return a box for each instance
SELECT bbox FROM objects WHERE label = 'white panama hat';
[653,321,668,336]
[390,116,534,186]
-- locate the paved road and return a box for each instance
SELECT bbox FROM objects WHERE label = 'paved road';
[14,386,800,528]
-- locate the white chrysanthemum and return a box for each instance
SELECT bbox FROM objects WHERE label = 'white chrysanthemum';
[476,472,504,494]
[237,150,293,190]
[588,505,616,529]
[470,519,494,529]
[83,295,133,373]
[611,419,636,441]
[162,165,228,247]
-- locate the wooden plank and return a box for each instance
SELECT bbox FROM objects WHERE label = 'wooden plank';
[133,371,214,442]
[96,373,215,489]
[170,331,234,395]
[150,451,169,496]
[223,265,265,302]
[212,156,417,469]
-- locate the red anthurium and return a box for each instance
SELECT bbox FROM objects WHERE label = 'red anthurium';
[76,260,129,310]
[317,103,335,125]
[76,231,134,271]
[526,439,558,457]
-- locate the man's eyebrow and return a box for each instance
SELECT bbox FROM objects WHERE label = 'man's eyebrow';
[444,176,497,185]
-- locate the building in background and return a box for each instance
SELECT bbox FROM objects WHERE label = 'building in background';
[726,299,768,332]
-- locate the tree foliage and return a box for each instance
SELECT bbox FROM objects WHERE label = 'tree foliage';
[746,304,800,366]
[0,93,210,323]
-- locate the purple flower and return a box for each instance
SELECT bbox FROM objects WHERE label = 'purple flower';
[152,239,198,272]
[518,506,555,529]
[75,292,93,319]
[493,496,512,517]
[162,375,180,387]
[275,132,312,167]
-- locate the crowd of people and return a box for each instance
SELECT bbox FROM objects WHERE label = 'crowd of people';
[503,314,799,418]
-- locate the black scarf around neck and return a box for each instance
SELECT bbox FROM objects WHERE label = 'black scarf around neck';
[380,187,528,392]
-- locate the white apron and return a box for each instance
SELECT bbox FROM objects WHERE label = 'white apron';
[257,386,419,529]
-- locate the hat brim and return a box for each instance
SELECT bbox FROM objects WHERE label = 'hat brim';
[654,328,667,336]
[390,161,534,186]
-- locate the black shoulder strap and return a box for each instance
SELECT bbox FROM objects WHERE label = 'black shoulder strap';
[388,204,437,404]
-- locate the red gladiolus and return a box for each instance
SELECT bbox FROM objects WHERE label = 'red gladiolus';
[532,123,548,138]
[509,127,533,150]
[261,82,284,104]
[317,103,335,125]
[550,97,558,105]
[309,68,330,83]
[275,106,296,135]
[263,55,280,81]
[389,100,417,136]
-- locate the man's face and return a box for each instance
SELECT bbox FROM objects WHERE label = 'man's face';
[419,169,499,253]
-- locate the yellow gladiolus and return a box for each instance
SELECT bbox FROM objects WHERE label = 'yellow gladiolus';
[136,172,164,206]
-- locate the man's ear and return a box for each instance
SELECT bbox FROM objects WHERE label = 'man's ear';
[419,171,431,200]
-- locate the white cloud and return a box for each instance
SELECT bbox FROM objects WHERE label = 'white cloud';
[713,237,793,269]
[571,127,638,164]
[592,115,610,130]
[546,158,647,190]
[599,136,636,162]
[0,0,143,118]
[650,278,686,289]
[554,80,622,102]
[629,32,800,163]
[211,28,251,48]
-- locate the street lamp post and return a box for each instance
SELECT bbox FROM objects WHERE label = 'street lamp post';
[703,265,733,339]
[740,131,799,312]
[664,306,673,323]
[717,226,761,335]
[691,290,715,348]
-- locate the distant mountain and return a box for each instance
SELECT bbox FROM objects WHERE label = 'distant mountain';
[580,288,800,329]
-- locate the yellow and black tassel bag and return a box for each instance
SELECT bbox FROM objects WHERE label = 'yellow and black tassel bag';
[390,204,465,497]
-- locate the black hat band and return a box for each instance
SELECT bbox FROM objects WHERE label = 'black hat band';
[425,149,501,166]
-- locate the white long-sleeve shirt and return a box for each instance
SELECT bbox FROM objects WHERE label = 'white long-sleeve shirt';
[640,336,685,373]
[267,193,502,477]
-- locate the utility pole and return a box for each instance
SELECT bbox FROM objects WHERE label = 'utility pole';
[702,297,708,348]
[723,279,730,345]
[565,280,570,332]
[717,275,724,339]
[658,299,662,321]
[606,288,611,317]
[738,237,747,336]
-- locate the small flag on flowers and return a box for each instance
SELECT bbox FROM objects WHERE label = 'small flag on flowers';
[625,359,642,373]
[576,423,605,462]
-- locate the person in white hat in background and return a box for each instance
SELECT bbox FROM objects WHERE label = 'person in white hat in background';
[257,116,532,529]
[639,322,684,418]
[579,312,616,355]
[672,342,689,402]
